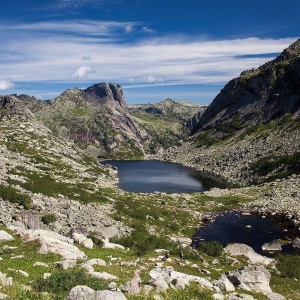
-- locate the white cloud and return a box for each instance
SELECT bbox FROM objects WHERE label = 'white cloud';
[71,66,95,78]
[0,20,296,92]
[0,78,15,90]
[142,26,154,33]
[125,24,134,33]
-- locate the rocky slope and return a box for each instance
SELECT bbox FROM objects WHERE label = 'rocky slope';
[0,95,128,239]
[192,38,300,137]
[19,85,202,158]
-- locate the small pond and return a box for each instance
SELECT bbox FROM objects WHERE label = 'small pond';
[193,211,299,255]
[101,160,228,193]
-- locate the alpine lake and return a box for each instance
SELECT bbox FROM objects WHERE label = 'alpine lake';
[102,159,299,254]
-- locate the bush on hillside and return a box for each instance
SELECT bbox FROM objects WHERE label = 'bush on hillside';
[41,214,57,225]
[200,240,223,257]
[0,184,32,209]
[276,254,300,279]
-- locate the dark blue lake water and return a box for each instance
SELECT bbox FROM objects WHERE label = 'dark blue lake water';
[102,160,228,193]
[193,211,299,254]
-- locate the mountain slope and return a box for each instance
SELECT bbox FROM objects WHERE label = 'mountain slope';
[160,39,300,186]
[0,95,128,238]
[192,39,300,137]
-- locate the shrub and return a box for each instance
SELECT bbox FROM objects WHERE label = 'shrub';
[0,184,32,209]
[33,268,107,298]
[200,240,223,257]
[276,254,300,279]
[41,214,57,225]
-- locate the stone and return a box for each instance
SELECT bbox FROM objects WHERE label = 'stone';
[43,273,52,279]
[33,262,49,267]
[213,274,235,292]
[121,274,142,295]
[54,260,77,270]
[212,293,225,300]
[262,239,282,252]
[266,292,286,300]
[20,230,86,260]
[226,265,272,295]
[65,286,127,300]
[0,230,14,242]
[224,243,274,265]
[16,270,29,277]
[72,233,93,249]
[0,293,8,299]
[65,285,95,300]
[292,237,300,250]
[149,266,214,292]
[226,292,255,300]
[0,272,13,286]
[90,271,117,280]
[102,239,125,249]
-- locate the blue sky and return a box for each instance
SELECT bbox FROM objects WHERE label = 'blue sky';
[0,0,299,104]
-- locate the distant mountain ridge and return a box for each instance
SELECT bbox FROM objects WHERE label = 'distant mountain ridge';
[10,83,203,158]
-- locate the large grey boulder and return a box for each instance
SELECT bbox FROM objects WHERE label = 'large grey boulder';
[213,274,235,292]
[149,266,214,292]
[262,240,282,252]
[65,285,127,300]
[0,230,14,242]
[121,274,142,295]
[226,265,272,295]
[266,292,286,300]
[292,237,300,250]
[21,229,86,260]
[224,243,274,265]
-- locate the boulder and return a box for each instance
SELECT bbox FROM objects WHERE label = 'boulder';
[224,243,274,265]
[262,240,282,252]
[0,272,13,286]
[121,274,142,295]
[213,274,235,292]
[65,285,127,300]
[54,260,77,270]
[0,292,8,299]
[226,265,272,295]
[292,237,300,250]
[226,292,255,300]
[0,230,14,242]
[149,266,214,292]
[19,229,86,260]
[72,233,93,249]
[266,292,286,300]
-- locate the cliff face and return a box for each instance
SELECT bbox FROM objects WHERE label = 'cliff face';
[84,82,127,112]
[192,39,300,136]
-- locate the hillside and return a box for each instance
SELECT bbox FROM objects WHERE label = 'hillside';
[159,39,300,185]
[19,85,203,158]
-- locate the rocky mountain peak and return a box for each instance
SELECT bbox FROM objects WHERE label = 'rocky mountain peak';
[84,82,127,112]
[0,95,34,119]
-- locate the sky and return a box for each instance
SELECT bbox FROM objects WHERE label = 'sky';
[0,0,299,104]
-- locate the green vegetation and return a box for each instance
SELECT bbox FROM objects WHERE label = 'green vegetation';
[250,151,300,183]
[276,254,300,279]
[41,214,57,225]
[33,268,107,299]
[194,129,218,147]
[8,172,110,204]
[200,240,223,257]
[0,184,32,209]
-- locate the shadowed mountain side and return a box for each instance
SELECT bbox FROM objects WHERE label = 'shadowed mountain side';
[192,39,300,137]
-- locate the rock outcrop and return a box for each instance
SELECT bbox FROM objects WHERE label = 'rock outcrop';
[192,39,300,135]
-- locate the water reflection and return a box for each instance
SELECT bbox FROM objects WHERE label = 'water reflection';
[101,160,228,193]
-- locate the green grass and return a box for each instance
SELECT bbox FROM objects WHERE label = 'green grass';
[0,184,32,209]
